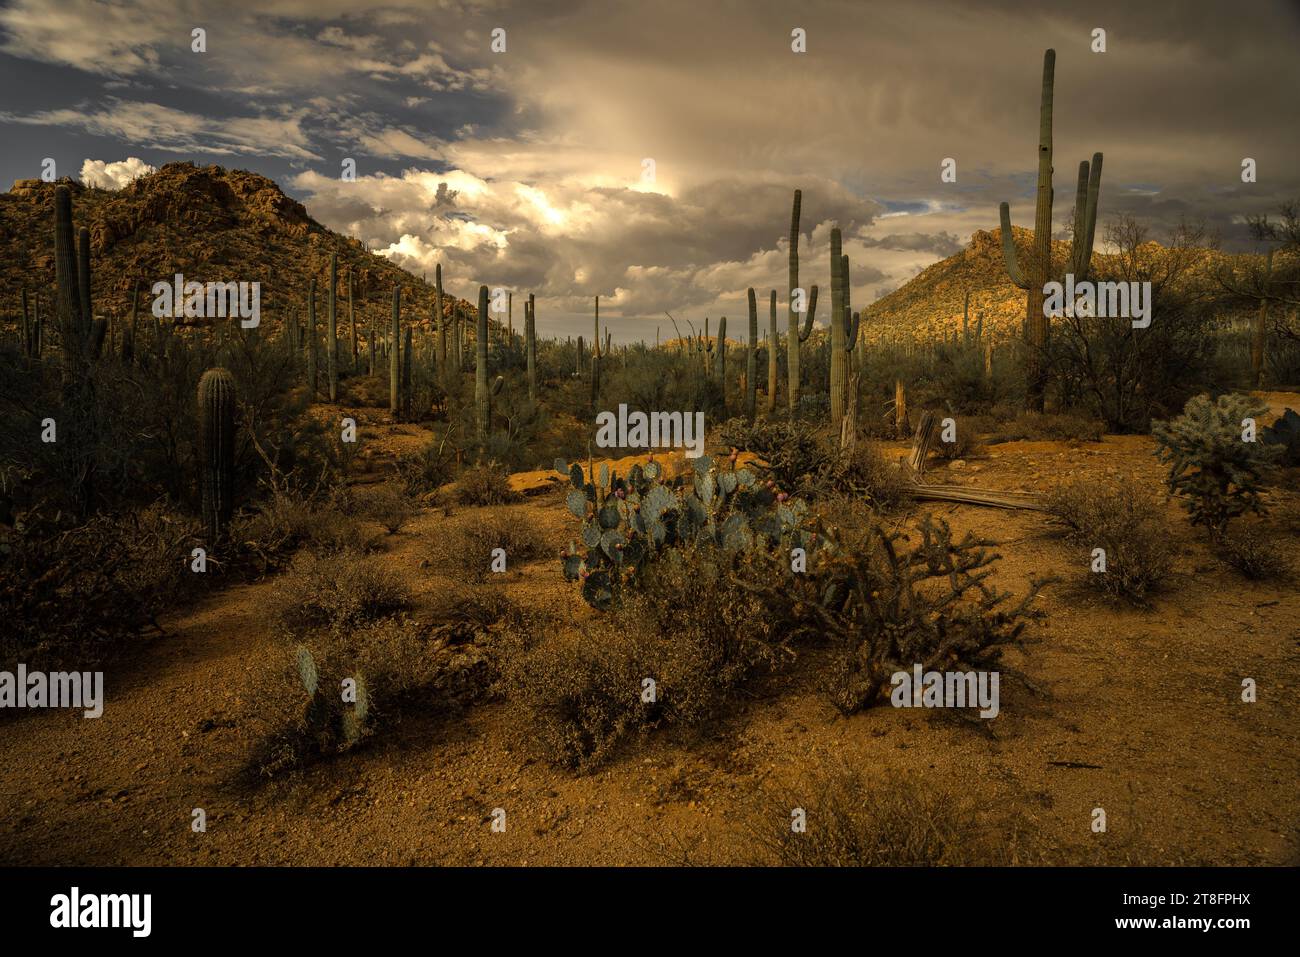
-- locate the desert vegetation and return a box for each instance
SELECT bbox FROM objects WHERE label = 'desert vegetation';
[1,45,1297,870]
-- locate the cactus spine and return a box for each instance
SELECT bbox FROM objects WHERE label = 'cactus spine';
[746,288,758,418]
[390,285,401,416]
[767,290,778,412]
[475,284,489,441]
[998,48,1103,411]
[526,293,537,402]
[198,367,236,544]
[327,253,338,401]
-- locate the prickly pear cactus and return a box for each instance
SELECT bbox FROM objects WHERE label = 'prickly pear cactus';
[555,451,829,610]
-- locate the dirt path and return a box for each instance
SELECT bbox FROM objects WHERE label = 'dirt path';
[2,413,1297,866]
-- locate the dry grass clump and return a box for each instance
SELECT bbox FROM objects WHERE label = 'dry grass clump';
[1045,477,1175,604]
[456,460,516,506]
[267,550,410,638]
[738,765,1010,866]
[426,510,549,582]
[498,548,780,769]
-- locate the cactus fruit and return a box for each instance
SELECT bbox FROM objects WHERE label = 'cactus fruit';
[998,48,1103,411]
[475,284,490,441]
[198,367,237,543]
[327,253,338,401]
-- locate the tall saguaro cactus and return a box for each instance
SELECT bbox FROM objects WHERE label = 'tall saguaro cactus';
[746,288,758,418]
[390,285,401,416]
[402,326,413,419]
[435,263,446,379]
[327,253,338,401]
[198,367,237,544]
[785,189,815,412]
[77,227,92,337]
[348,266,357,371]
[307,278,318,400]
[526,293,538,402]
[475,284,490,441]
[715,315,727,390]
[767,290,778,412]
[53,186,84,369]
[829,228,861,429]
[998,48,1103,411]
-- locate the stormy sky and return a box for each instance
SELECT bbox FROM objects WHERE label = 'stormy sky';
[1,0,1298,342]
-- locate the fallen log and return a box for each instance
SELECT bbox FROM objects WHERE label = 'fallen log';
[908,481,1045,511]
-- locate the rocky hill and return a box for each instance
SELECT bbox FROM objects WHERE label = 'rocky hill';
[0,162,478,338]
[865,226,1244,345]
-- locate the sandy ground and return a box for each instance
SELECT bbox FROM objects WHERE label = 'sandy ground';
[1,398,1297,867]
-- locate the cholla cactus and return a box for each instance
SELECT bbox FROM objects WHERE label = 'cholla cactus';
[1152,393,1281,537]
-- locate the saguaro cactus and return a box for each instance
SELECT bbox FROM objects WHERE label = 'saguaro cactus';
[77,226,92,337]
[785,189,817,412]
[390,285,401,416]
[829,229,861,429]
[403,325,413,419]
[577,335,585,375]
[715,315,727,390]
[198,367,237,544]
[999,48,1103,411]
[348,266,358,371]
[435,263,446,379]
[526,293,537,402]
[53,186,84,367]
[307,278,318,399]
[475,284,490,441]
[746,288,758,418]
[767,290,778,412]
[327,253,338,401]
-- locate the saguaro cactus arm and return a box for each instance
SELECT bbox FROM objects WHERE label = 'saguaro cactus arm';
[799,285,817,341]
[998,202,1030,289]
[1069,153,1104,279]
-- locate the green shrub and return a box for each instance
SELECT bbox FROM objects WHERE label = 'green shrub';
[1152,393,1282,537]
[1045,477,1175,604]
[456,460,515,506]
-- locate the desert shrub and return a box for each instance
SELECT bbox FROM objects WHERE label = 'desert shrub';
[1261,408,1300,467]
[1152,392,1281,537]
[931,420,980,460]
[755,514,1045,716]
[0,503,201,668]
[456,460,515,506]
[267,550,410,638]
[1045,477,1175,604]
[426,510,548,582]
[1219,524,1291,581]
[394,433,457,496]
[236,490,374,558]
[816,442,914,512]
[718,417,830,493]
[739,765,1008,866]
[1050,216,1219,432]
[986,410,1104,444]
[362,485,418,534]
[501,547,779,769]
[247,603,510,777]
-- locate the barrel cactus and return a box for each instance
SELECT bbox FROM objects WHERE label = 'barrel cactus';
[198,367,237,543]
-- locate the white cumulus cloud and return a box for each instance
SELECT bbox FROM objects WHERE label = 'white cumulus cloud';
[79,157,157,190]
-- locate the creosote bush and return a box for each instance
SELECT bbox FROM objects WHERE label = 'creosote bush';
[456,459,515,506]
[1219,524,1291,581]
[426,509,548,582]
[268,550,410,638]
[1045,477,1175,604]
[363,484,418,534]
[500,546,779,769]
